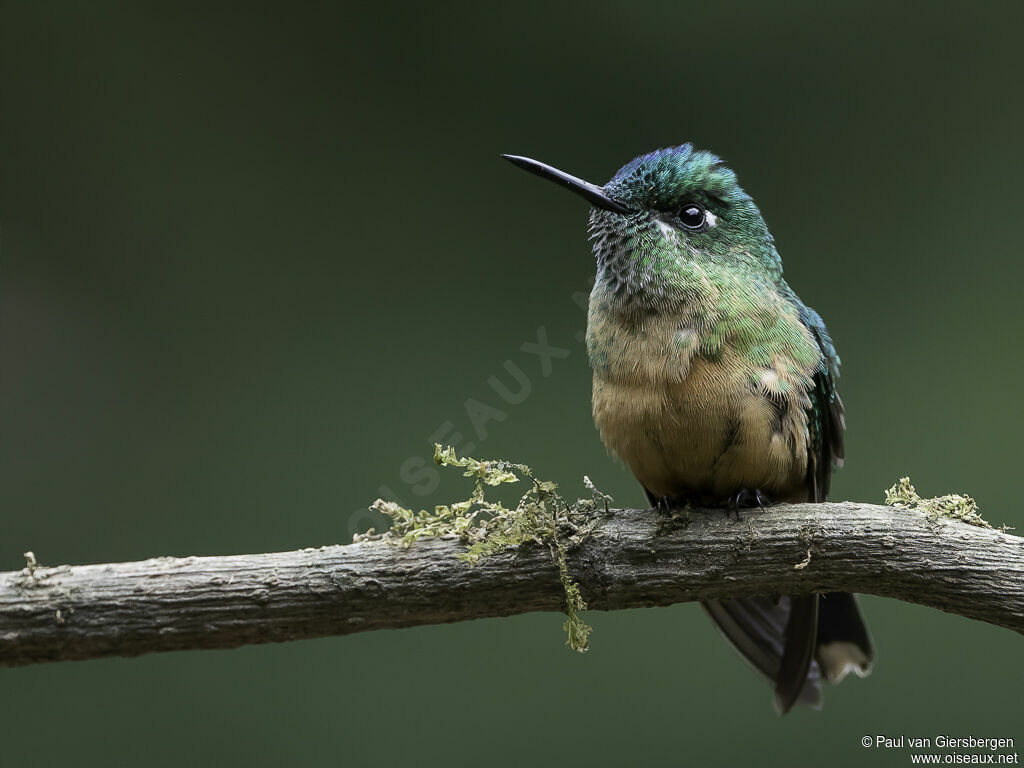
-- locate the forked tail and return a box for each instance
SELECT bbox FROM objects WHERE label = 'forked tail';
[702,592,873,714]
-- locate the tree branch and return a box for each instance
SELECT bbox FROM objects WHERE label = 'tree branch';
[1,502,1022,667]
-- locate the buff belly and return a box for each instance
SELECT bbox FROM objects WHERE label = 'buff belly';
[592,353,811,503]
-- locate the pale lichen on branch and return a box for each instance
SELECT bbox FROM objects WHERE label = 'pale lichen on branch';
[884,477,1008,531]
[361,444,610,651]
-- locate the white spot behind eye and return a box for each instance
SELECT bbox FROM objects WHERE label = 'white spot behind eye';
[705,210,718,227]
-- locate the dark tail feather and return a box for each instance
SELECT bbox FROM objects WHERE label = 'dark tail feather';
[703,592,874,714]
[816,591,874,682]
[701,596,822,713]
[773,594,819,715]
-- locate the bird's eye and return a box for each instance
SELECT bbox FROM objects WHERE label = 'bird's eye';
[677,204,706,229]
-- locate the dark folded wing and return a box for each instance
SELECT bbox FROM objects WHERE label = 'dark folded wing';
[797,303,845,503]
[797,302,874,682]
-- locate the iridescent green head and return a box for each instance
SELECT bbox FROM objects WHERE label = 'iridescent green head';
[504,145,784,309]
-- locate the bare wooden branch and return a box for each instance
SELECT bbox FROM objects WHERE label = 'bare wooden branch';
[1,502,1022,667]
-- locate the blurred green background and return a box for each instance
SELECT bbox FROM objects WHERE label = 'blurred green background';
[2,2,1022,766]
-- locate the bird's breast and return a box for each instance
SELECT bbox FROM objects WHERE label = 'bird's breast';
[587,305,817,502]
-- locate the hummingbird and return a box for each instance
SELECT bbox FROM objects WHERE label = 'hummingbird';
[503,145,874,714]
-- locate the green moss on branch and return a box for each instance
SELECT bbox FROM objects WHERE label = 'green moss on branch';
[363,445,610,651]
[884,477,1006,530]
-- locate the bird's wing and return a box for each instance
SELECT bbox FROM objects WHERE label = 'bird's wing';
[796,302,874,683]
[797,303,845,503]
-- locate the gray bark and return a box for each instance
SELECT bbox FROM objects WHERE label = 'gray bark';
[1,502,1022,667]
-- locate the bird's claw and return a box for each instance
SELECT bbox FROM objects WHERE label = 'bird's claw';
[726,488,772,520]
[655,494,687,514]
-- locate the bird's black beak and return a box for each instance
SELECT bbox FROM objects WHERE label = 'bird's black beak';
[502,154,634,215]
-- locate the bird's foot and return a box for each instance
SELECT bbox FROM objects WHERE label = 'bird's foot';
[653,494,692,530]
[726,488,773,521]
[654,494,692,513]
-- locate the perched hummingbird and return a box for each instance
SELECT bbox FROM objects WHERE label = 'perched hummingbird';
[503,145,874,714]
